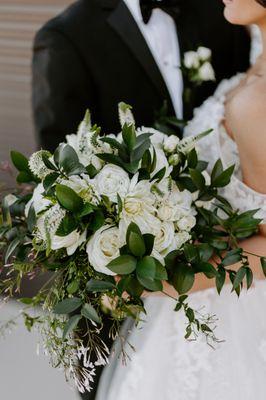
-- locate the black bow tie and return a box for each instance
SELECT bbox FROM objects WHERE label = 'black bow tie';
[139,0,180,24]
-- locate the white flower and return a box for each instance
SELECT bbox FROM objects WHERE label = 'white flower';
[169,154,180,166]
[175,231,191,249]
[119,174,160,237]
[197,46,212,61]
[184,51,200,69]
[35,204,66,244]
[176,215,196,232]
[51,230,87,256]
[25,183,51,217]
[28,150,53,179]
[94,164,130,203]
[86,225,122,276]
[118,102,135,127]
[153,222,176,255]
[198,62,215,81]
[163,135,180,153]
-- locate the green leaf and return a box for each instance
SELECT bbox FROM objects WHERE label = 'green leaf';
[19,297,34,305]
[126,222,142,244]
[107,255,137,275]
[122,276,144,297]
[59,145,85,175]
[5,237,21,264]
[128,231,146,258]
[54,297,82,315]
[86,279,116,292]
[81,303,102,324]
[186,308,195,323]
[211,159,223,184]
[56,184,83,212]
[16,171,33,184]
[183,243,198,263]
[27,204,36,233]
[198,244,213,262]
[56,214,77,236]
[136,256,157,280]
[212,165,235,188]
[246,267,253,290]
[155,260,168,280]
[216,267,226,294]
[189,168,206,190]
[187,148,198,169]
[86,164,98,178]
[63,315,82,340]
[137,276,163,292]
[143,234,155,255]
[2,196,12,227]
[67,280,80,294]
[42,153,57,171]
[172,263,195,294]
[151,167,166,182]
[222,249,242,267]
[232,266,246,291]
[198,262,218,279]
[122,123,136,151]
[10,151,29,172]
[131,136,151,163]
[89,210,105,232]
[261,257,266,278]
[43,172,59,192]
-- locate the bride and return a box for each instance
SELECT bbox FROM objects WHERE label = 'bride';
[96,1,266,399]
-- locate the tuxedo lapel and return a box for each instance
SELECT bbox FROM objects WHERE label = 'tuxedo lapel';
[107,0,173,110]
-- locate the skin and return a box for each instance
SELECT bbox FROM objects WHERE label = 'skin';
[163,0,266,297]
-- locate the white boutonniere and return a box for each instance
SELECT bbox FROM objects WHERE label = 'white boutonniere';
[182,46,216,84]
[181,46,215,104]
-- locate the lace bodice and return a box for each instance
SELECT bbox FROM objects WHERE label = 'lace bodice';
[184,74,266,223]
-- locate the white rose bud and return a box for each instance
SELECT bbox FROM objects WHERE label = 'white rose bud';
[168,154,180,166]
[177,215,196,232]
[197,46,212,61]
[163,135,180,153]
[94,164,130,203]
[184,51,200,69]
[198,62,215,81]
[86,225,121,276]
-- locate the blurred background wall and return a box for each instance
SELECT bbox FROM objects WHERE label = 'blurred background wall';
[0,0,73,165]
[0,2,80,398]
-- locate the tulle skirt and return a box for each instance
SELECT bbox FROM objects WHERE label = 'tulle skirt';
[96,280,266,400]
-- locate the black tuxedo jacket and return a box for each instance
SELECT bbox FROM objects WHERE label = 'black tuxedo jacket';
[32,0,250,151]
[32,1,250,398]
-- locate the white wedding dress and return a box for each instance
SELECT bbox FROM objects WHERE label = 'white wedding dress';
[95,29,266,400]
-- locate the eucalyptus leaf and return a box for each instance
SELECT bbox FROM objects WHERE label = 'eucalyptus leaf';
[54,297,82,315]
[107,255,137,275]
[86,279,116,292]
[81,303,102,324]
[63,315,82,340]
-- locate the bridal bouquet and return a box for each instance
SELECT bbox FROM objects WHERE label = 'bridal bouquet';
[0,103,264,392]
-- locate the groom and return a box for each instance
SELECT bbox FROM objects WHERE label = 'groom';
[32,0,250,398]
[32,0,250,152]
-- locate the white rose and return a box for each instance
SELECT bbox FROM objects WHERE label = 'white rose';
[198,62,215,81]
[51,230,87,256]
[94,164,130,203]
[86,225,121,276]
[176,215,196,232]
[163,135,180,153]
[153,222,176,255]
[25,183,51,217]
[175,231,191,249]
[184,51,200,69]
[197,46,212,61]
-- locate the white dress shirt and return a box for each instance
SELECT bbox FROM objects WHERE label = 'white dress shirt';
[123,0,183,118]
